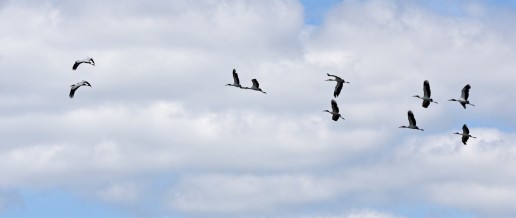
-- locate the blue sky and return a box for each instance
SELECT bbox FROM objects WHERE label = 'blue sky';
[1,0,516,218]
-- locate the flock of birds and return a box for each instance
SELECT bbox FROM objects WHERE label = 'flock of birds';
[400,81,477,145]
[69,57,477,145]
[69,57,94,98]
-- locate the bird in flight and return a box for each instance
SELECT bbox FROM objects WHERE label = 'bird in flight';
[323,99,345,121]
[449,84,475,109]
[413,80,438,108]
[326,73,349,98]
[243,79,267,94]
[73,57,95,70]
[226,69,242,88]
[69,80,92,98]
[399,110,423,131]
[453,124,477,145]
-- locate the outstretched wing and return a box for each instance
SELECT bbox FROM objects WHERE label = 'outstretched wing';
[461,84,471,100]
[331,99,339,113]
[422,100,430,108]
[423,80,431,98]
[332,114,339,121]
[69,86,77,98]
[334,82,343,98]
[251,79,260,88]
[232,69,240,85]
[408,110,416,126]
[462,124,470,135]
[73,61,80,70]
[327,73,341,80]
[462,135,468,145]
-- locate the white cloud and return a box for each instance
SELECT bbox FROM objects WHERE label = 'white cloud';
[0,0,515,217]
[167,174,336,214]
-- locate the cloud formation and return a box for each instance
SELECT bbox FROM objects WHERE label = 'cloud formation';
[0,0,515,217]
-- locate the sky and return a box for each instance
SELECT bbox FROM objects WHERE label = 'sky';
[0,0,516,217]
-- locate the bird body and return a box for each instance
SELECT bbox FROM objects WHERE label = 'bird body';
[226,69,242,88]
[399,110,423,131]
[413,80,438,108]
[323,99,345,121]
[243,79,267,94]
[453,124,476,145]
[326,73,349,98]
[73,57,95,70]
[449,84,474,109]
[69,80,92,98]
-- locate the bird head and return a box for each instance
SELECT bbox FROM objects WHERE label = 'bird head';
[452,132,461,135]
[399,126,406,128]
[412,95,420,98]
[448,99,456,101]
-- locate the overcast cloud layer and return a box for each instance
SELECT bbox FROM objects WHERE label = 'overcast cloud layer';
[1,0,515,217]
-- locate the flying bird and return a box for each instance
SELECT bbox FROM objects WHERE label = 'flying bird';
[326,73,350,98]
[243,79,267,94]
[323,99,345,121]
[69,80,92,98]
[449,84,475,109]
[413,80,438,108]
[73,57,95,70]
[399,110,423,131]
[226,69,242,88]
[453,124,477,145]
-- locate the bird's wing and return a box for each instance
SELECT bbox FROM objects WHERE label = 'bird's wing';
[461,84,471,100]
[422,100,430,108]
[461,102,466,109]
[462,124,470,134]
[334,82,343,98]
[90,58,95,65]
[232,69,240,85]
[69,86,77,98]
[423,80,431,97]
[327,73,341,80]
[462,135,468,145]
[73,61,80,70]
[331,99,339,113]
[252,79,259,88]
[83,81,91,87]
[408,110,416,126]
[332,114,339,121]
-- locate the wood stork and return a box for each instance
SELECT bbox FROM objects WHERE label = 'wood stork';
[323,99,345,121]
[69,80,92,98]
[453,124,477,145]
[243,79,267,94]
[413,80,438,108]
[73,57,95,70]
[326,73,349,98]
[226,69,242,88]
[449,84,475,109]
[399,110,423,131]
